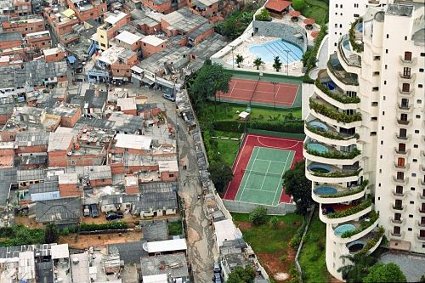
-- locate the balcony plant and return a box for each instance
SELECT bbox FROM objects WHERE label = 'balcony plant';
[310,168,362,178]
[326,199,372,219]
[349,18,364,53]
[357,226,385,256]
[315,80,361,104]
[310,98,362,123]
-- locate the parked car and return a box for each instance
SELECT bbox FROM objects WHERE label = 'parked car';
[83,205,90,217]
[163,93,175,102]
[213,262,221,273]
[90,204,99,218]
[106,211,123,221]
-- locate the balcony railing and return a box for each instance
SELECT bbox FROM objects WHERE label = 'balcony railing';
[391,217,404,224]
[391,205,406,211]
[310,98,362,123]
[394,148,409,155]
[393,162,409,170]
[395,134,410,141]
[392,176,408,185]
[396,119,410,126]
[398,72,416,81]
[327,58,359,86]
[398,87,414,95]
[356,227,384,256]
[315,181,368,199]
[418,208,425,214]
[305,124,358,141]
[340,210,379,238]
[417,235,425,241]
[348,18,364,53]
[418,221,425,227]
[418,193,425,200]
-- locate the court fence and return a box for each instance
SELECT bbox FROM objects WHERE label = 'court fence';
[223,199,296,215]
[247,128,305,140]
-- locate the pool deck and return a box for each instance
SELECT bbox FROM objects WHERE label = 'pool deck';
[222,36,305,76]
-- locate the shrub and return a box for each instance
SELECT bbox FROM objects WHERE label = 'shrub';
[255,8,272,21]
[292,0,306,11]
[309,98,362,123]
[269,216,279,228]
[212,120,304,133]
[305,143,361,159]
[341,210,379,238]
[315,80,360,104]
[79,222,128,232]
[349,18,364,53]
[249,206,268,226]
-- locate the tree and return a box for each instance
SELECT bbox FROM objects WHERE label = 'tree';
[249,206,267,226]
[337,253,377,283]
[44,223,59,244]
[253,57,264,70]
[227,265,256,283]
[363,263,406,283]
[255,8,271,21]
[282,160,313,214]
[209,162,233,194]
[292,0,306,11]
[273,56,282,72]
[188,61,232,110]
[236,54,244,68]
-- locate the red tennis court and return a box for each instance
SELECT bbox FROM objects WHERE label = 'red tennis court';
[217,78,299,107]
[223,134,304,204]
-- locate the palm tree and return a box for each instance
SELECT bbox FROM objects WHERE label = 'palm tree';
[273,56,282,72]
[253,57,264,70]
[235,54,244,68]
[337,253,377,283]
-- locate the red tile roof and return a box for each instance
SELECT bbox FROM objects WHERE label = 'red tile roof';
[304,18,316,25]
[289,10,300,17]
[265,0,291,12]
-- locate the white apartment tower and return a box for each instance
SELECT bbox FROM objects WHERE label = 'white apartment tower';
[305,0,425,280]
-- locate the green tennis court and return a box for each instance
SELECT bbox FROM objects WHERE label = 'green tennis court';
[235,146,295,206]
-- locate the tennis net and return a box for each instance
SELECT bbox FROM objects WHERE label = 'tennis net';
[243,169,283,178]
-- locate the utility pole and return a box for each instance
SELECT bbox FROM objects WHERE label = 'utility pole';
[283,50,290,76]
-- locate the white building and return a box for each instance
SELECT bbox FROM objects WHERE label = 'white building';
[305,0,425,280]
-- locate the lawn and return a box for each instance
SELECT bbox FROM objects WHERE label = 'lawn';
[299,210,329,283]
[216,138,240,167]
[302,0,329,25]
[168,220,183,236]
[232,213,303,254]
[201,102,302,122]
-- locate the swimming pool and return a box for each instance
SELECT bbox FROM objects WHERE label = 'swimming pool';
[307,143,329,154]
[314,186,338,195]
[249,39,304,63]
[308,163,332,173]
[334,224,356,236]
[308,120,328,132]
[347,240,365,253]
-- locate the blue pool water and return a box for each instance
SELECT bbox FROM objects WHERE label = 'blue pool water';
[347,240,365,253]
[308,121,328,132]
[308,163,332,173]
[249,39,304,63]
[307,143,329,154]
[314,186,338,195]
[334,224,356,236]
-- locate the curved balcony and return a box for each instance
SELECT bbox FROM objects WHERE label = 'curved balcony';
[418,192,425,200]
[328,53,359,87]
[337,34,361,72]
[309,98,362,128]
[396,118,411,126]
[398,72,416,84]
[305,120,358,146]
[418,221,425,227]
[398,87,414,97]
[332,212,379,244]
[315,75,360,110]
[390,216,404,225]
[419,208,425,215]
[306,162,361,183]
[417,234,425,242]
[346,227,384,256]
[312,182,368,204]
[392,176,408,185]
[392,190,407,199]
[394,148,410,156]
[397,103,413,114]
[320,199,372,224]
[348,18,364,54]
[394,134,411,142]
[390,231,405,239]
[304,141,361,166]
[391,204,406,212]
[399,56,417,66]
[393,162,410,171]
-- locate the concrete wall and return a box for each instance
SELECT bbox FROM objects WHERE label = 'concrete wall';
[223,199,296,215]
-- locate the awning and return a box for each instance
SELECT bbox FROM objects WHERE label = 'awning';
[62,8,75,18]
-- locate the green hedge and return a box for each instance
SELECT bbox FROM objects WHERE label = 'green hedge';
[349,18,364,53]
[326,199,372,219]
[310,168,362,178]
[315,80,360,104]
[79,222,128,232]
[303,25,328,72]
[341,210,379,238]
[310,99,362,123]
[212,120,304,133]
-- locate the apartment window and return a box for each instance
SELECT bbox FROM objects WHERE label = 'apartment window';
[402,83,410,92]
[399,128,407,138]
[415,130,420,134]
[372,87,379,91]
[335,4,338,7]
[396,172,404,181]
[373,71,380,76]
[386,49,389,54]
[394,199,403,210]
[397,158,405,168]
[370,132,376,136]
[398,143,406,152]
[419,84,423,88]
[405,36,408,41]
[420,68,424,72]
[354,13,359,17]
[372,102,378,106]
[413,160,417,163]
[403,67,411,78]
[371,117,377,121]
[393,226,401,235]
[417,114,422,118]
[411,187,416,191]
[414,145,418,148]
[374,56,381,61]
[400,113,408,121]
[394,213,401,221]
[404,51,412,61]
[421,53,425,56]
[401,98,409,108]
[408,228,412,231]
[386,34,389,39]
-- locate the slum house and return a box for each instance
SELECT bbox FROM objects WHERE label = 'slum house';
[140,253,190,283]
[34,197,81,226]
[137,182,178,218]
[141,220,169,241]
